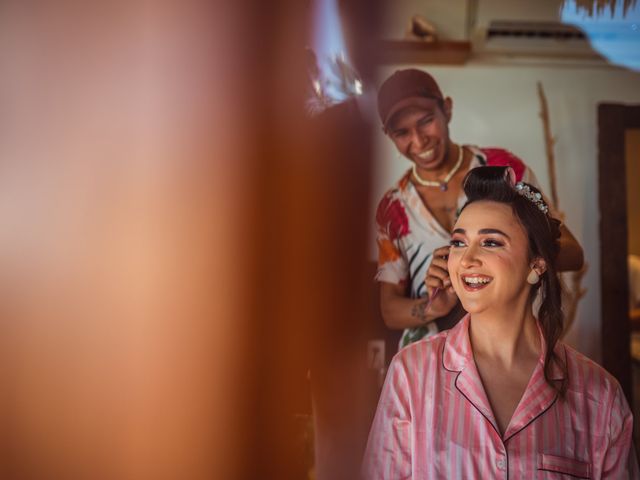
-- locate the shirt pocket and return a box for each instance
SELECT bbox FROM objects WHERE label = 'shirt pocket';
[537,453,591,479]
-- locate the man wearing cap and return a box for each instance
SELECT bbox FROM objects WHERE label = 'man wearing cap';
[375,68,584,347]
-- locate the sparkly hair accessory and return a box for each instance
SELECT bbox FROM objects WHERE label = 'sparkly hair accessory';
[515,182,549,214]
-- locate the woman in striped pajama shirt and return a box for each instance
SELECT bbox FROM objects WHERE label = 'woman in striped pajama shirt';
[363,166,639,479]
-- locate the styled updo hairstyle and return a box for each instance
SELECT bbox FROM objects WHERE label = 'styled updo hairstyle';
[459,166,566,395]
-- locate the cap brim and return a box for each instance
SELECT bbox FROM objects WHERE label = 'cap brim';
[383,96,441,131]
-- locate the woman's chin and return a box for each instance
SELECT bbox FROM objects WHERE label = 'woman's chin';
[458,300,488,316]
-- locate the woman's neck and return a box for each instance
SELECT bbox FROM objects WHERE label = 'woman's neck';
[469,305,541,370]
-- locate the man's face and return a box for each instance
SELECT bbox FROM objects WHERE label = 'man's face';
[386,98,452,172]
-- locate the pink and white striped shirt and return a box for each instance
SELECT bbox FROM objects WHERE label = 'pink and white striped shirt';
[362,315,639,479]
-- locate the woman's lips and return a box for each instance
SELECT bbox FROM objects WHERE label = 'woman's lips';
[460,274,493,292]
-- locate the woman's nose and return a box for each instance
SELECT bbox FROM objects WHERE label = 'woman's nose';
[460,244,481,268]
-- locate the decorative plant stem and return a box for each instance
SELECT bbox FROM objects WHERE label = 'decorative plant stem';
[537,81,588,335]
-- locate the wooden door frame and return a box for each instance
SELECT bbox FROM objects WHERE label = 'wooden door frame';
[598,103,640,401]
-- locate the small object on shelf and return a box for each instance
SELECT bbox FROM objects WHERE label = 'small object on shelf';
[405,14,437,42]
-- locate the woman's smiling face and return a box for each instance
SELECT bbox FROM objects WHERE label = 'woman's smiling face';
[448,200,536,315]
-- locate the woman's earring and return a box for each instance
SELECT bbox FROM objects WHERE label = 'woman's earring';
[527,269,540,285]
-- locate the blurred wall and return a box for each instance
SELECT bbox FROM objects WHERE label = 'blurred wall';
[0,1,255,479]
[0,1,380,479]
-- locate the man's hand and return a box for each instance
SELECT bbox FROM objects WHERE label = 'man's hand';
[423,245,458,317]
[425,245,453,295]
[379,245,462,330]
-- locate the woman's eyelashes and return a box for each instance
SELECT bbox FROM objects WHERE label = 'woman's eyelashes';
[481,238,504,248]
[449,237,505,248]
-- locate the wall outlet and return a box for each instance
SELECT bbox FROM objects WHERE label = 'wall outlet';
[367,340,385,370]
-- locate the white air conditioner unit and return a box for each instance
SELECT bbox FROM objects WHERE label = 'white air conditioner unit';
[473,20,596,58]
[470,0,600,59]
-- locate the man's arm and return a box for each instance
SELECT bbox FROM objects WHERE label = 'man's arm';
[557,224,584,272]
[379,281,460,330]
[483,152,584,272]
[379,244,462,330]
[516,164,583,272]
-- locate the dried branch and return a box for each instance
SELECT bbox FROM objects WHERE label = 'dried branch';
[564,267,588,329]
[537,81,588,335]
[537,82,560,210]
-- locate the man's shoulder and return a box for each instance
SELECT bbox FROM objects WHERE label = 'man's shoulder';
[375,170,412,223]
[378,170,412,199]
[377,186,401,205]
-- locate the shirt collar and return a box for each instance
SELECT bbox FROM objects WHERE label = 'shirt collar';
[442,313,566,441]
[442,313,565,379]
[442,313,474,372]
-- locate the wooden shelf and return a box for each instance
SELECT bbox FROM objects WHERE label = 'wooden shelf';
[377,40,471,65]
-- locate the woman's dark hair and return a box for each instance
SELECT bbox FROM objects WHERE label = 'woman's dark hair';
[459,166,566,395]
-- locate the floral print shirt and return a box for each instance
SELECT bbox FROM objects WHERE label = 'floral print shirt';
[375,146,546,347]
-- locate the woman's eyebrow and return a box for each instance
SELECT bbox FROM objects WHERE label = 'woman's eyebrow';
[478,228,510,239]
[452,228,465,235]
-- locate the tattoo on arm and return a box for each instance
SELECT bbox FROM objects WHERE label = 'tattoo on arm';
[411,300,430,323]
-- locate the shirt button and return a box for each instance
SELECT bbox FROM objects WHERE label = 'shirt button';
[496,459,506,470]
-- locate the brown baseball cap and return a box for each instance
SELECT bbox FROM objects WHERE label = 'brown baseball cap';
[377,69,444,130]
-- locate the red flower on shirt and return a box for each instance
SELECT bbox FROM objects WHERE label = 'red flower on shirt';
[482,148,526,181]
[376,195,410,241]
